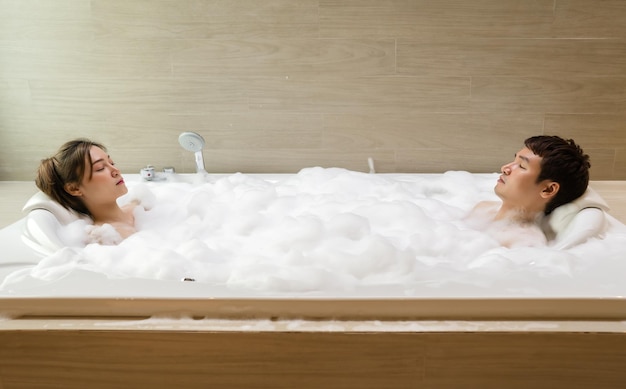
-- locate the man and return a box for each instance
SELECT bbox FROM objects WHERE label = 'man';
[469,135,591,246]
[493,135,590,221]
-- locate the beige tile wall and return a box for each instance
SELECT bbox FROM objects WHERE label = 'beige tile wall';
[1,0,625,180]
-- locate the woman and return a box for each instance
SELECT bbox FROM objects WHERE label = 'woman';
[36,138,137,242]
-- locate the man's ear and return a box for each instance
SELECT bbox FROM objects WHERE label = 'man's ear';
[64,182,82,197]
[541,181,560,199]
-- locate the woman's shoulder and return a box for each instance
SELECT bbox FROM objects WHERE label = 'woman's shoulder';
[122,199,146,212]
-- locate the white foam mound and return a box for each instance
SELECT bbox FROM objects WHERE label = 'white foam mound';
[8,168,626,296]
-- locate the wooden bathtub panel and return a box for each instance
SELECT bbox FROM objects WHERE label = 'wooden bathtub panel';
[1,330,625,388]
[0,331,422,389]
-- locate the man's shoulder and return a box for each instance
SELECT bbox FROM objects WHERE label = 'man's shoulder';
[471,200,500,213]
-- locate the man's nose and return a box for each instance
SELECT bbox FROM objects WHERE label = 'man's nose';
[501,163,512,174]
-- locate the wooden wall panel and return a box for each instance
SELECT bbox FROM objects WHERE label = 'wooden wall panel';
[615,150,626,179]
[544,114,626,149]
[553,0,626,37]
[319,0,556,39]
[397,38,626,77]
[171,39,396,77]
[247,76,471,113]
[200,148,397,174]
[470,77,626,114]
[575,149,617,181]
[395,148,514,175]
[0,0,625,180]
[323,113,541,151]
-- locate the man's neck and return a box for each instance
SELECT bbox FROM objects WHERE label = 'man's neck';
[495,203,543,224]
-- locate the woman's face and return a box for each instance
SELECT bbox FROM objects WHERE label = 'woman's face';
[76,146,128,207]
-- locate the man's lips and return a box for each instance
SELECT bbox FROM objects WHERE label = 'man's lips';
[497,175,505,184]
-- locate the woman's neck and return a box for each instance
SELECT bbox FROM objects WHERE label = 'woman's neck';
[89,203,128,225]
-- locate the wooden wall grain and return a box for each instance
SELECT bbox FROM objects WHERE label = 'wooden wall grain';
[1,0,625,180]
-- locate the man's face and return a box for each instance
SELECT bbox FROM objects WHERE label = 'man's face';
[495,147,549,212]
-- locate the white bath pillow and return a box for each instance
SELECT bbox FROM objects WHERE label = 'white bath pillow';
[21,192,89,256]
[22,191,84,225]
[545,187,610,250]
[22,209,67,256]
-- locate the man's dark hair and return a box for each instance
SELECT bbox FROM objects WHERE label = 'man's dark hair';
[524,135,590,214]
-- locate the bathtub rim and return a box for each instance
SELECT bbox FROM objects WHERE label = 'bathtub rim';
[2,295,626,321]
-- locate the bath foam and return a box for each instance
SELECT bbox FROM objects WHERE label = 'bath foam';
[6,167,626,296]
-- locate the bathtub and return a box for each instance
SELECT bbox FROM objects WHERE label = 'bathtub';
[2,171,626,388]
[1,170,626,321]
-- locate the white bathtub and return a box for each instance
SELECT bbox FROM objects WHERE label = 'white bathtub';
[3,171,626,388]
[1,171,626,321]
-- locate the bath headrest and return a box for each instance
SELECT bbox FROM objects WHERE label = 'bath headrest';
[22,191,85,225]
[547,187,609,234]
[544,187,610,249]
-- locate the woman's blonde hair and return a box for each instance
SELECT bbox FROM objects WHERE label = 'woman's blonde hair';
[35,138,106,216]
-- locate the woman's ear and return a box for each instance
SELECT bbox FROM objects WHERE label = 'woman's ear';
[541,181,560,199]
[64,182,82,197]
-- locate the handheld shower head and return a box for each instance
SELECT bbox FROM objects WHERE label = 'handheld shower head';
[178,132,206,173]
[178,131,205,152]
